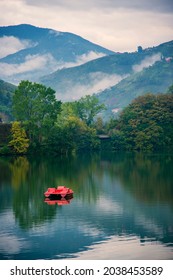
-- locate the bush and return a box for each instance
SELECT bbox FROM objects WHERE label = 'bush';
[0,145,11,155]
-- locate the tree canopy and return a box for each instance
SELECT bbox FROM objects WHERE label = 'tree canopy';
[74,95,105,126]
[12,80,61,143]
[2,79,173,154]
[115,93,173,151]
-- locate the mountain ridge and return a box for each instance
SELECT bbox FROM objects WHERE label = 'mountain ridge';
[0,79,16,121]
[39,40,173,102]
[0,24,173,121]
[0,24,114,83]
[97,59,173,118]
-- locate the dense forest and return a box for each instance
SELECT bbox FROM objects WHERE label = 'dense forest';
[0,80,16,121]
[0,80,173,155]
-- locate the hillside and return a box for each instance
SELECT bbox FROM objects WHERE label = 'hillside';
[0,24,114,83]
[40,51,145,100]
[40,40,173,101]
[0,80,16,121]
[0,24,173,122]
[97,59,173,118]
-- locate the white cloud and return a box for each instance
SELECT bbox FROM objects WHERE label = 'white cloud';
[24,0,173,13]
[49,29,62,36]
[0,51,106,83]
[88,72,126,94]
[0,209,30,255]
[68,234,173,260]
[56,72,127,101]
[96,196,123,214]
[0,53,58,76]
[56,51,106,69]
[133,53,161,72]
[0,1,172,52]
[0,234,29,254]
[0,36,31,59]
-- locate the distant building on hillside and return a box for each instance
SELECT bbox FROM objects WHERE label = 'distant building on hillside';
[137,46,143,53]
[165,57,173,62]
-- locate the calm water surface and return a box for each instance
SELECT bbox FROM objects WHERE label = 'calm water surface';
[0,152,173,260]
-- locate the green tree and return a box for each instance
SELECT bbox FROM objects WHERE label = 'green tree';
[111,130,126,150]
[74,95,105,126]
[113,93,173,151]
[9,121,29,154]
[56,102,77,126]
[46,99,101,154]
[12,80,61,143]
[64,116,99,150]
[94,117,105,134]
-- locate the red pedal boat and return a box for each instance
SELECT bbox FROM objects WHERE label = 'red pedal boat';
[44,186,74,199]
[44,197,73,205]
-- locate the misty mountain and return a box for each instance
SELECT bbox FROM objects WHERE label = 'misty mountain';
[0,24,114,83]
[97,59,173,118]
[0,24,173,122]
[0,79,16,120]
[39,52,144,101]
[40,40,173,101]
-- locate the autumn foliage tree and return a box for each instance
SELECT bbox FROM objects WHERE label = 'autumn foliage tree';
[9,121,29,154]
[112,93,173,151]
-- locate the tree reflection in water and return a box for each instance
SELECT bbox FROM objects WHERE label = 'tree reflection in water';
[0,151,172,258]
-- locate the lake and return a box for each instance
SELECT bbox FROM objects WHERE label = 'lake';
[0,151,173,260]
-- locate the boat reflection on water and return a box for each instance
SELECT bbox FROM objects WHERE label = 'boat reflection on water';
[44,195,73,206]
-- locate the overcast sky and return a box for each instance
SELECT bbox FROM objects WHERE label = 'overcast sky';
[0,0,173,52]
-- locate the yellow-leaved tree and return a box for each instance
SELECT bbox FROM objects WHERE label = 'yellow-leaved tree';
[9,121,29,154]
